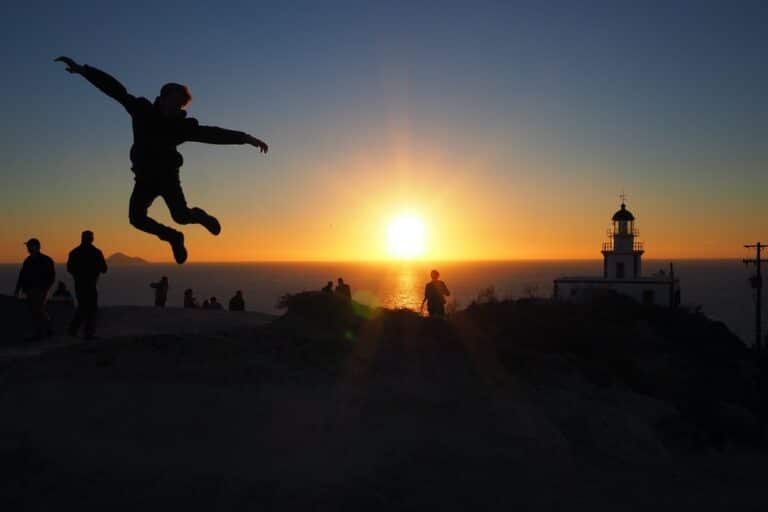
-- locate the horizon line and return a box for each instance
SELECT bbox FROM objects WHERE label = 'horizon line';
[0,256,748,265]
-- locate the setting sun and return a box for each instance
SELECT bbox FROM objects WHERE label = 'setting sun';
[387,214,426,260]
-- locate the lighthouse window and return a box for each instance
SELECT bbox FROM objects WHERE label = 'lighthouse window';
[616,262,625,278]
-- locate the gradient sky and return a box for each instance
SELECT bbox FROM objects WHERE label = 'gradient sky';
[1,1,766,262]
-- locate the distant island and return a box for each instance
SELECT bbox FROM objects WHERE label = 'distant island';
[106,252,149,265]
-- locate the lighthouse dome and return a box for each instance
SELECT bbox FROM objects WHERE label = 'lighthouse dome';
[612,203,635,221]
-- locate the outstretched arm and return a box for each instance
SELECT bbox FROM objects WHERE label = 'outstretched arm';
[55,56,138,113]
[186,122,269,153]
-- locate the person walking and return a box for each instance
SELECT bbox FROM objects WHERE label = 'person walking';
[421,269,451,318]
[67,231,108,339]
[14,238,56,340]
[150,276,169,307]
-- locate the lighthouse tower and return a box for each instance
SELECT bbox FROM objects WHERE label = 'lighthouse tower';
[601,199,644,279]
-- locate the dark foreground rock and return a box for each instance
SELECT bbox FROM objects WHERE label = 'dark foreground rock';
[1,293,767,510]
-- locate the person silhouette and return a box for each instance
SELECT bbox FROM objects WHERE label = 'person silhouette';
[50,281,75,307]
[334,278,351,301]
[228,290,245,312]
[321,281,334,293]
[67,231,108,339]
[422,269,450,317]
[150,276,169,307]
[54,57,269,264]
[208,297,223,310]
[183,288,198,309]
[14,238,56,340]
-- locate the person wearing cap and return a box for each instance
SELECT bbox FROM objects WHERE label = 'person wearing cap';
[14,238,56,340]
[421,269,451,318]
[66,231,108,339]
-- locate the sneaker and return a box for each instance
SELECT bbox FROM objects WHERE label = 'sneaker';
[192,207,221,236]
[166,231,188,264]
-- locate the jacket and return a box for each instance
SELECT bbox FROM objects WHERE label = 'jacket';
[15,253,56,294]
[80,65,249,176]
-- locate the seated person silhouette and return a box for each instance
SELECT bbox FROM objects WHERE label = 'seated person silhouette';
[55,56,269,264]
[228,290,245,312]
[183,288,198,309]
[50,281,75,307]
[321,281,334,294]
[422,269,450,317]
[208,297,223,310]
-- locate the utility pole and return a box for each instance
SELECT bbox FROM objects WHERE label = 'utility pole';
[744,242,766,352]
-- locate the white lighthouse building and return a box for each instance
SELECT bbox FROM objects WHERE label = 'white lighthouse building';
[554,199,680,307]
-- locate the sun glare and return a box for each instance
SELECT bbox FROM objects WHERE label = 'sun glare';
[387,214,426,260]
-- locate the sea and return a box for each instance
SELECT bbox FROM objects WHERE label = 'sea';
[0,259,759,344]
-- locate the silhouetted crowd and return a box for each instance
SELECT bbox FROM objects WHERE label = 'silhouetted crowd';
[13,233,249,341]
[178,287,244,312]
[13,235,451,341]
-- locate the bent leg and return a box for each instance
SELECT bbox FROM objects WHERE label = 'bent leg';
[129,181,179,241]
[162,179,221,235]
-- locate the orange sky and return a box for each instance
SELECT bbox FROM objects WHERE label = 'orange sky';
[1,142,763,264]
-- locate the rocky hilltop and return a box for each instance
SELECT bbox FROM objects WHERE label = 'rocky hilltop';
[0,292,765,510]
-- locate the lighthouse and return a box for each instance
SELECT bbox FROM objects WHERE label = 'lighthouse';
[602,200,644,279]
[554,198,680,307]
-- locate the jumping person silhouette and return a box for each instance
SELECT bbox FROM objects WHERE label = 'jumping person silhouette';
[54,57,269,263]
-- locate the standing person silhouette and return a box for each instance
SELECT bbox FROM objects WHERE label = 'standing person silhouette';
[150,276,169,308]
[422,269,450,317]
[14,238,56,340]
[54,57,269,263]
[67,231,108,339]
